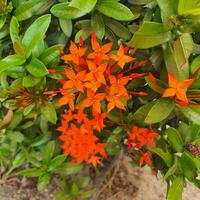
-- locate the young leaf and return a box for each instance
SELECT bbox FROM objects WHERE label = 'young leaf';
[167,177,184,200]
[22,15,51,58]
[26,57,48,77]
[144,99,175,124]
[96,0,134,21]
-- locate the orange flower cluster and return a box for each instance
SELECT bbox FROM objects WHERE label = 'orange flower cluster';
[52,33,147,167]
[125,126,159,166]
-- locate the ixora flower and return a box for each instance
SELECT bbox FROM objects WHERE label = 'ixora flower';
[49,33,148,167]
[148,72,194,106]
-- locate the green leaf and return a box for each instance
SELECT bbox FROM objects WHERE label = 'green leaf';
[166,128,184,152]
[31,132,52,147]
[23,75,42,87]
[50,3,86,19]
[178,0,200,16]
[173,33,194,79]
[42,141,55,163]
[37,173,50,191]
[23,103,35,116]
[152,147,173,167]
[0,16,6,29]
[10,16,20,43]
[12,150,26,169]
[39,44,63,66]
[14,0,47,21]
[17,168,44,177]
[167,177,184,200]
[0,55,25,73]
[164,157,178,180]
[56,163,82,175]
[41,101,57,124]
[144,99,175,124]
[132,102,155,122]
[128,21,171,48]
[91,13,105,40]
[26,57,48,77]
[71,183,79,197]
[180,105,200,125]
[22,14,51,58]
[48,155,67,172]
[59,19,72,38]
[180,152,198,181]
[191,55,200,75]
[69,0,97,13]
[96,0,134,21]
[104,17,132,40]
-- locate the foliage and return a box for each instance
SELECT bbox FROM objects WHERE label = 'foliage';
[0,0,200,200]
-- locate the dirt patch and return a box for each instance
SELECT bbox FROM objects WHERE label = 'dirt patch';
[0,156,199,200]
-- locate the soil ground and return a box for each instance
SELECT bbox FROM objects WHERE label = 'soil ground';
[0,155,199,200]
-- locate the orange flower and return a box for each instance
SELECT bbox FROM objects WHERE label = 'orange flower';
[88,155,101,167]
[61,41,87,65]
[162,72,194,105]
[110,45,135,69]
[88,32,112,63]
[57,89,75,110]
[109,75,130,96]
[63,67,86,92]
[106,94,127,112]
[139,151,152,166]
[81,90,106,113]
[85,60,107,85]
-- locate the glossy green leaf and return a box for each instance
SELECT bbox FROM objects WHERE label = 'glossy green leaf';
[144,99,175,124]
[14,0,46,21]
[50,3,86,19]
[69,0,97,13]
[167,177,184,200]
[26,57,48,77]
[166,128,184,152]
[41,101,57,124]
[10,16,20,43]
[96,0,134,21]
[22,15,51,58]
[0,55,25,73]
[128,21,171,48]
[180,105,200,125]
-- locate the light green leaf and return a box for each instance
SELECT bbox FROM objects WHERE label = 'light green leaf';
[22,15,51,58]
[178,0,200,16]
[167,177,184,200]
[26,57,48,77]
[128,21,171,48]
[59,19,72,37]
[42,141,55,163]
[48,155,67,172]
[69,0,97,13]
[191,55,200,75]
[50,3,86,19]
[144,99,175,124]
[164,157,178,180]
[0,55,25,73]
[23,103,35,116]
[17,168,44,177]
[96,0,134,21]
[23,75,42,87]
